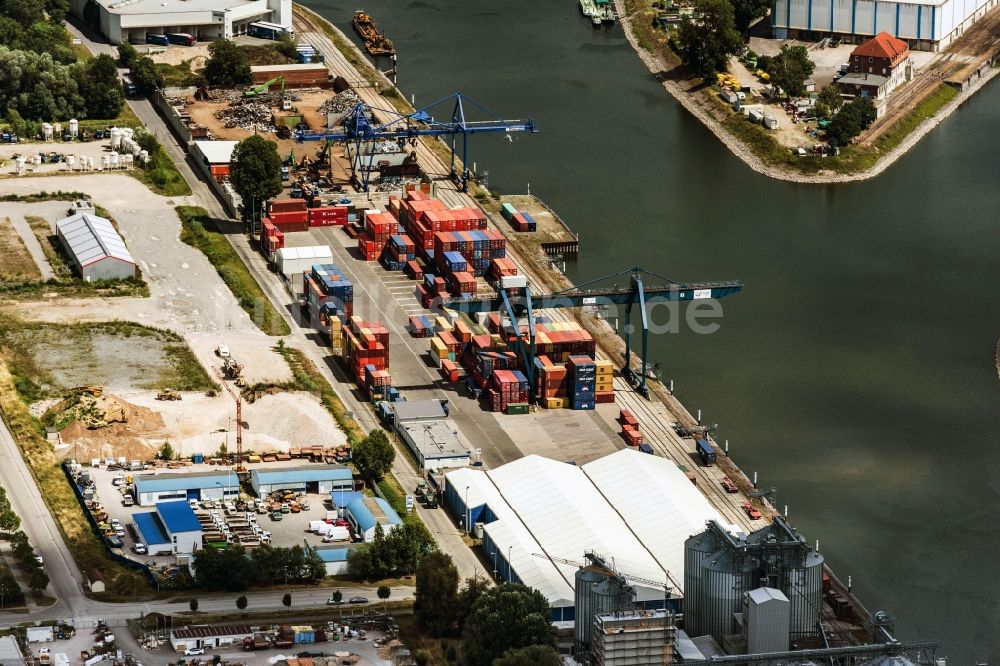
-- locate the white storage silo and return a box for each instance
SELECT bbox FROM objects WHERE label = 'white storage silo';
[69,119,79,138]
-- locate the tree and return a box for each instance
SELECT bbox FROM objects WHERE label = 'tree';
[675,0,742,80]
[282,592,292,608]
[730,0,770,39]
[189,598,199,613]
[766,44,815,98]
[330,589,343,604]
[236,595,248,613]
[414,551,459,636]
[816,84,843,118]
[353,429,395,480]
[461,584,555,666]
[117,41,137,68]
[377,584,390,607]
[826,96,876,146]
[493,645,562,666]
[204,39,251,86]
[28,569,49,592]
[455,574,490,631]
[80,53,124,119]
[229,134,283,225]
[157,441,175,461]
[130,56,162,93]
[193,545,252,591]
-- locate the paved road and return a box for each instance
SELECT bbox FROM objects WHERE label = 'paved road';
[5,205,56,280]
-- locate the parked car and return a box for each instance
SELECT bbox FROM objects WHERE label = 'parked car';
[132,543,147,554]
[349,596,368,604]
[184,648,205,656]
[326,594,344,605]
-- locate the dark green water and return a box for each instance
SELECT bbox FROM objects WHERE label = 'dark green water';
[304,0,1000,659]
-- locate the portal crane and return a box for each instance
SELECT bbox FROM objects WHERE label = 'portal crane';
[533,551,678,598]
[244,76,285,98]
[213,366,245,472]
[294,92,537,192]
[440,267,742,398]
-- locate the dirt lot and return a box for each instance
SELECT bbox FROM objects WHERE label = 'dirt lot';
[0,217,41,280]
[0,138,127,177]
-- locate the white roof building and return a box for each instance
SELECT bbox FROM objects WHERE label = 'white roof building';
[56,212,136,281]
[444,449,734,618]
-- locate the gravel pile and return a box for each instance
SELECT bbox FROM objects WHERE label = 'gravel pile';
[318,89,361,115]
[214,100,276,132]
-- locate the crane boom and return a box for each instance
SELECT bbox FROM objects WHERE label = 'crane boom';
[213,367,245,472]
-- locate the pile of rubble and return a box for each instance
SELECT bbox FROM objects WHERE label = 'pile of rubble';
[318,89,361,115]
[214,100,277,133]
[375,639,404,660]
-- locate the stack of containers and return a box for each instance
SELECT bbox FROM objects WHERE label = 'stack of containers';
[489,257,518,283]
[595,359,615,404]
[267,199,309,233]
[433,230,507,277]
[364,365,391,399]
[381,234,416,271]
[446,271,476,297]
[307,205,348,227]
[341,317,389,388]
[261,218,285,259]
[408,315,435,338]
[358,210,396,261]
[487,370,530,413]
[404,260,424,280]
[618,409,643,446]
[567,355,596,410]
[535,355,568,409]
[308,263,354,318]
[438,251,467,275]
[499,203,537,232]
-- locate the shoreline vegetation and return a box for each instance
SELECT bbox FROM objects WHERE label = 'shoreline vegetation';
[615,0,1000,183]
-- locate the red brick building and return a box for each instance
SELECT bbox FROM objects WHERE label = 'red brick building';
[839,32,912,102]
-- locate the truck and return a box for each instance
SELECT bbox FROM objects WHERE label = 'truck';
[121,75,137,97]
[145,33,169,46]
[166,32,195,45]
[247,21,292,40]
[242,635,272,651]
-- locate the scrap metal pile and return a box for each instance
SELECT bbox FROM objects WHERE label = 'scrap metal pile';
[214,99,277,133]
[318,89,361,115]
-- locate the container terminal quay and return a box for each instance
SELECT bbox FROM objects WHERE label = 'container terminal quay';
[0,9,947,666]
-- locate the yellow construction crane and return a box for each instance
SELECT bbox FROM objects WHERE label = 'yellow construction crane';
[213,366,245,472]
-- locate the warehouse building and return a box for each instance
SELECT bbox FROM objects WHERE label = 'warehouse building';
[391,400,470,471]
[345,496,402,542]
[771,0,999,50]
[170,625,253,653]
[132,501,204,556]
[56,212,136,282]
[0,636,26,666]
[444,450,732,620]
[70,0,290,46]
[250,63,333,89]
[133,471,239,506]
[250,464,353,496]
[192,140,238,182]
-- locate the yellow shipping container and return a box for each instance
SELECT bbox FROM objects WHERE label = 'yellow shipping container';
[596,381,614,393]
[435,316,454,332]
[430,336,449,358]
[544,397,566,409]
[490,333,505,347]
[595,360,614,375]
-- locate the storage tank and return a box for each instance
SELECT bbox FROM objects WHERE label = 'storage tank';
[139,149,149,164]
[65,155,75,170]
[110,151,119,169]
[14,156,25,175]
[101,155,110,170]
[574,567,634,653]
[69,118,78,138]
[110,128,122,150]
[786,550,824,637]
[53,122,62,137]
[42,123,53,141]
[699,550,756,643]
[684,528,722,634]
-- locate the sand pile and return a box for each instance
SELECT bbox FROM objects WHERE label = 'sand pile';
[55,393,168,460]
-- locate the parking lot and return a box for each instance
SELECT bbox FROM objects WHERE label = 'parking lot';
[86,463,363,566]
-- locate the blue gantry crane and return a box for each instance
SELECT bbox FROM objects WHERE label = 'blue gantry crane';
[440,267,743,398]
[293,92,537,192]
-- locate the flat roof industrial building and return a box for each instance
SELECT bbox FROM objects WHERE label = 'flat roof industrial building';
[134,471,239,506]
[390,399,470,471]
[444,450,732,620]
[70,0,290,45]
[250,464,353,496]
[133,500,203,556]
[345,496,402,542]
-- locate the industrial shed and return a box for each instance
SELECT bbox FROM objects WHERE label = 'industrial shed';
[56,212,136,281]
[134,471,240,506]
[444,450,735,619]
[192,140,238,181]
[170,624,253,652]
[132,501,203,556]
[345,496,402,542]
[250,464,353,496]
[771,0,999,50]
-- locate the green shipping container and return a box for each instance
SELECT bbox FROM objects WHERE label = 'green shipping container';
[506,402,530,415]
[500,203,517,221]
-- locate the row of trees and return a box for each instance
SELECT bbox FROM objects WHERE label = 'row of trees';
[192,544,326,591]
[413,552,558,666]
[0,0,74,63]
[346,521,434,579]
[0,48,124,121]
[10,531,48,592]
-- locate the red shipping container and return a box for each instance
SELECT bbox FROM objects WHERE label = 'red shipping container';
[268,198,308,215]
[595,392,616,404]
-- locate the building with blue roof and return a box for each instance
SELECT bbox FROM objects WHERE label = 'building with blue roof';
[345,496,402,542]
[250,464,353,497]
[132,501,204,556]
[134,470,239,506]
